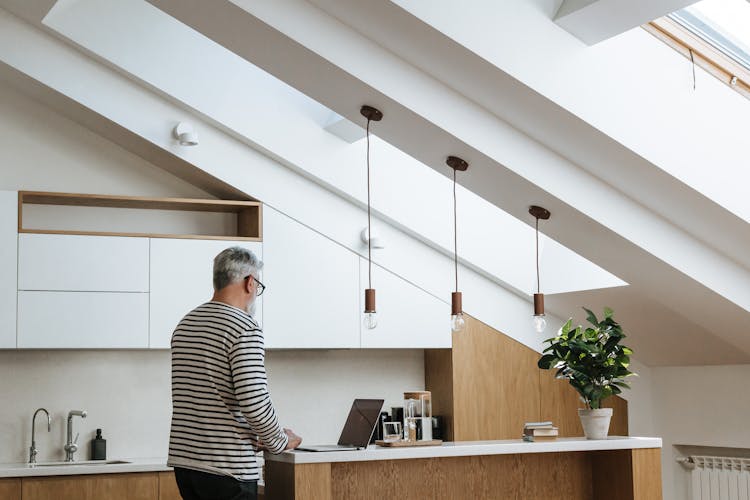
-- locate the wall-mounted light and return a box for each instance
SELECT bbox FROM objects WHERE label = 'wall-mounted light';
[529,205,551,333]
[361,105,383,330]
[360,227,386,249]
[447,156,469,334]
[173,122,199,146]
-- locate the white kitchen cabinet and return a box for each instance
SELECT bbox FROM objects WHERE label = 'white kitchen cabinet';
[0,191,17,348]
[17,291,149,348]
[262,207,359,348]
[359,258,451,348]
[18,234,149,292]
[149,239,263,348]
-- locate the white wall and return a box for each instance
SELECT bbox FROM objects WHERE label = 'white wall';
[650,364,750,500]
[0,81,424,462]
[620,360,750,500]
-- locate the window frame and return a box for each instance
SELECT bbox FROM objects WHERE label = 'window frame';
[644,17,750,100]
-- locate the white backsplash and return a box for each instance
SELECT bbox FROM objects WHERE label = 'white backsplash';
[0,348,424,463]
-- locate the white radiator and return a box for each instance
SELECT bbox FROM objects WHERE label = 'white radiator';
[685,456,750,500]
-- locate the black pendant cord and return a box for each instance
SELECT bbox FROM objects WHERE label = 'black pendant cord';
[366,118,372,290]
[453,167,458,294]
[535,217,540,295]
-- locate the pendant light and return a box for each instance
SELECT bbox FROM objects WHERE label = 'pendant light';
[529,205,551,333]
[447,156,469,333]
[361,105,383,330]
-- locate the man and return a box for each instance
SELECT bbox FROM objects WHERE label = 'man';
[168,246,302,500]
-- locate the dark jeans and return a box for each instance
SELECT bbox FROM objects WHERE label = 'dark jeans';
[174,467,258,500]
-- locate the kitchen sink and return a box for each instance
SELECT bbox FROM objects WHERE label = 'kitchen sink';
[30,460,132,467]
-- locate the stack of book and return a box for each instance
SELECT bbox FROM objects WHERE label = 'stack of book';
[522,421,558,442]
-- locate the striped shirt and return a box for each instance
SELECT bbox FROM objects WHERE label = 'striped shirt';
[167,301,288,481]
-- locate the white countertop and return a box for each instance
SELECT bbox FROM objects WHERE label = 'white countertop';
[264,436,662,464]
[0,457,171,478]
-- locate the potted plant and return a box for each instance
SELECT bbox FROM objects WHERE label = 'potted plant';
[537,307,635,440]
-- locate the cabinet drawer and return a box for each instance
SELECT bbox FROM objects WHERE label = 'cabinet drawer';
[17,291,149,348]
[18,234,149,292]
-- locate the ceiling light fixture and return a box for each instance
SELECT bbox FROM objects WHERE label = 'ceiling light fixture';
[361,105,383,330]
[447,156,469,334]
[529,205,551,333]
[173,122,199,146]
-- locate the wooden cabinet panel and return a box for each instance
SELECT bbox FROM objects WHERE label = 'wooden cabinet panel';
[359,258,450,348]
[450,316,540,440]
[22,472,158,500]
[262,207,359,348]
[427,315,629,442]
[539,369,585,437]
[592,448,662,500]
[424,348,454,440]
[0,478,21,500]
[0,191,17,348]
[157,471,181,500]
[149,238,263,348]
[604,393,629,436]
[18,234,149,292]
[17,291,149,348]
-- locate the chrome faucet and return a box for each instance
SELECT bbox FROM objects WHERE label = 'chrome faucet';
[63,410,87,462]
[29,408,51,464]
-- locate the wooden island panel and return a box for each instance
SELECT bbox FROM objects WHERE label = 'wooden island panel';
[265,447,661,500]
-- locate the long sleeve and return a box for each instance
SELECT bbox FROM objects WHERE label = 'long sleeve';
[228,330,289,454]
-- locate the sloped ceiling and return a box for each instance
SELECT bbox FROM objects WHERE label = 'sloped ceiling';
[1,0,749,365]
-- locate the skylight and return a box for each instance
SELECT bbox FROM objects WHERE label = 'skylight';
[671,0,750,71]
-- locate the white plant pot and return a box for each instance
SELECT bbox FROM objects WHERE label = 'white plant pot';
[578,408,613,440]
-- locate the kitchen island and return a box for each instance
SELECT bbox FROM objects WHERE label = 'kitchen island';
[264,436,662,500]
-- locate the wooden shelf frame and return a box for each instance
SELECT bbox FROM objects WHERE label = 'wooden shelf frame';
[18,191,263,241]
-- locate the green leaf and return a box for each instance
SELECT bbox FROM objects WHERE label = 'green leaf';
[561,319,573,336]
[583,307,598,326]
[604,307,614,318]
[538,354,557,369]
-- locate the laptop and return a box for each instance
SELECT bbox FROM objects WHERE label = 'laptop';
[296,399,384,452]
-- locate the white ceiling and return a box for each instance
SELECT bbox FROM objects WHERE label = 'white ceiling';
[1,0,749,365]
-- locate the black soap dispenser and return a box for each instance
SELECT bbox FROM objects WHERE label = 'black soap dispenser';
[91,428,107,460]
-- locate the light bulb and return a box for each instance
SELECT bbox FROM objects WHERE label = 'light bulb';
[451,313,466,333]
[364,312,378,330]
[533,315,547,333]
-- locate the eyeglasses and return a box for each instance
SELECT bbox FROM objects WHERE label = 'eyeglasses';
[245,275,265,296]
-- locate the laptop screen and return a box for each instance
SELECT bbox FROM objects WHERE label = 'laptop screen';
[337,399,384,448]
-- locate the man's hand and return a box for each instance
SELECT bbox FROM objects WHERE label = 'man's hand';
[283,428,302,450]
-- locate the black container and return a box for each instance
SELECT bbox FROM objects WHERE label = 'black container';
[432,416,444,441]
[370,411,390,443]
[91,428,107,460]
[391,407,404,425]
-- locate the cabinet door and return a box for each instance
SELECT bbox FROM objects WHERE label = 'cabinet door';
[149,239,263,348]
[0,191,17,348]
[17,291,149,348]
[21,472,158,500]
[262,208,359,348]
[0,478,20,500]
[18,234,149,292]
[359,258,451,348]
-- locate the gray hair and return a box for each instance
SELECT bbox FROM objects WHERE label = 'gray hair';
[213,247,263,291]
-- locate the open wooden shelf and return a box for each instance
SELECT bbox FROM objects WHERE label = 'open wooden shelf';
[18,191,263,241]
